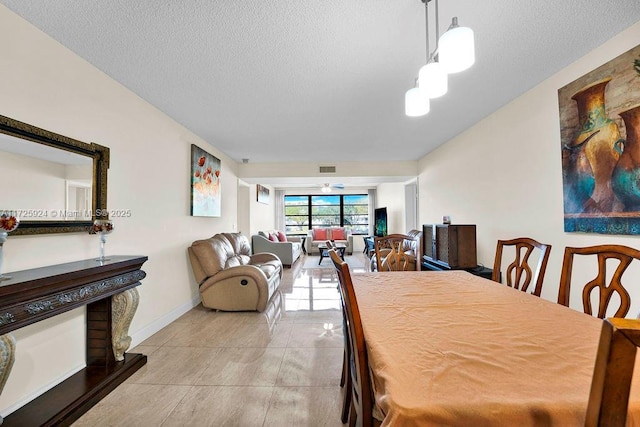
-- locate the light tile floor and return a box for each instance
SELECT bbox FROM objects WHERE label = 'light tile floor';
[72,252,369,426]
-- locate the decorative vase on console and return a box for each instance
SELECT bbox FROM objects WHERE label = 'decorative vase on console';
[0,211,20,281]
[89,219,114,262]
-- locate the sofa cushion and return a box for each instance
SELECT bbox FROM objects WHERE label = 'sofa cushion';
[222,232,252,256]
[277,231,287,242]
[190,235,235,278]
[226,254,251,269]
[313,228,328,240]
[255,260,281,279]
[331,228,346,240]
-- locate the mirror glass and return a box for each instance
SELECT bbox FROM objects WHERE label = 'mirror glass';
[0,114,109,235]
[0,132,93,221]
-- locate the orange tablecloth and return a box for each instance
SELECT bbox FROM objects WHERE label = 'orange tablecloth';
[351,270,640,427]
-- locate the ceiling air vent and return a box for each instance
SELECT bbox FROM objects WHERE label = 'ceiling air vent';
[319,166,336,174]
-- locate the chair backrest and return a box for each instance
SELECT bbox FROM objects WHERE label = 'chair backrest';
[374,234,419,272]
[558,245,640,318]
[492,237,552,297]
[586,317,640,427]
[325,240,334,249]
[329,249,374,427]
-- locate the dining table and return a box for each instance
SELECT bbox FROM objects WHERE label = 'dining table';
[351,270,640,426]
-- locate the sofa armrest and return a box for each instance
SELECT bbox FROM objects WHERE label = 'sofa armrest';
[306,230,314,253]
[251,251,281,264]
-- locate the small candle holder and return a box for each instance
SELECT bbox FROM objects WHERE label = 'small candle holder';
[89,219,114,262]
[0,211,20,281]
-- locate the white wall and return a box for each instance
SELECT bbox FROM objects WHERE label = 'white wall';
[282,187,373,196]
[249,184,275,235]
[418,20,640,311]
[0,6,239,415]
[376,182,406,234]
[237,182,251,236]
[239,161,417,181]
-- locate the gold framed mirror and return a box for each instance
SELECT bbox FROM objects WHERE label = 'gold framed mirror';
[0,114,109,235]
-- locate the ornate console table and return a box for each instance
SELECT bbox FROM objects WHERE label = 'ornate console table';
[0,255,148,426]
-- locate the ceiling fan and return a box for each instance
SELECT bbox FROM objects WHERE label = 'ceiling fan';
[320,183,344,193]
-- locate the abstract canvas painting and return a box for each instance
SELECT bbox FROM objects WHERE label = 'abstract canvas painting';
[190,144,221,217]
[559,44,640,234]
[257,184,269,204]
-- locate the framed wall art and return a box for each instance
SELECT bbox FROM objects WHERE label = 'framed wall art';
[190,144,221,217]
[257,184,269,204]
[559,44,640,234]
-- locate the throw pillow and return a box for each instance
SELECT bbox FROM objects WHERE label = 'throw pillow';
[332,228,346,240]
[313,228,327,240]
[277,231,287,242]
[269,233,278,242]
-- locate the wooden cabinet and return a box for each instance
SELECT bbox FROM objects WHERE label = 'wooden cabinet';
[422,224,477,269]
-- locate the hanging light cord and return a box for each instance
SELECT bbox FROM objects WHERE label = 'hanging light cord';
[423,0,441,64]
[424,0,430,64]
[434,0,440,60]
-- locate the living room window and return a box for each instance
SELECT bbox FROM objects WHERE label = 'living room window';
[284,194,369,235]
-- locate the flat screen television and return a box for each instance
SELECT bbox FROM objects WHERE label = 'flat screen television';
[374,207,388,237]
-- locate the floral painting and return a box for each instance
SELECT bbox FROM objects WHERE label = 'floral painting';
[559,44,640,234]
[191,144,221,217]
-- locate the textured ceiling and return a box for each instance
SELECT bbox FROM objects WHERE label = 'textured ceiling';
[2,1,640,166]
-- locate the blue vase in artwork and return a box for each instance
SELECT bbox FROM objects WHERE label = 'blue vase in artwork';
[562,143,594,213]
[612,104,640,211]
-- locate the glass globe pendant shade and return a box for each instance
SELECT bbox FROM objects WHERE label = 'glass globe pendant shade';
[405,87,430,117]
[438,18,475,74]
[418,62,448,98]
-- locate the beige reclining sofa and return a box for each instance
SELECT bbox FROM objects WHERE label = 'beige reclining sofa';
[188,232,282,312]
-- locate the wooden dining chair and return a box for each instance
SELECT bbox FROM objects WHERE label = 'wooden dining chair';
[586,317,640,427]
[492,237,551,297]
[329,249,378,427]
[374,234,420,272]
[558,245,640,318]
[328,240,352,423]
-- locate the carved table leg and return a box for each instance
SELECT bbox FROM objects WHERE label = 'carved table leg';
[0,334,16,424]
[111,288,139,362]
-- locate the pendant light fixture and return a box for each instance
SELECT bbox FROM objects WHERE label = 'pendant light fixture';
[405,0,475,117]
[439,17,475,73]
[405,83,430,117]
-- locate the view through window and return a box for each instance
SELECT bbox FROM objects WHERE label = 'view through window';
[284,194,369,235]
